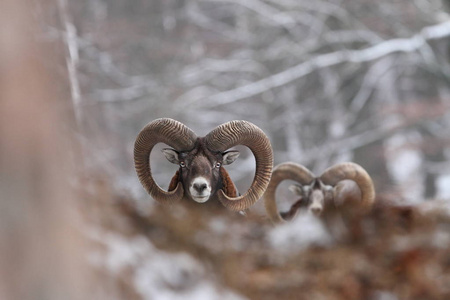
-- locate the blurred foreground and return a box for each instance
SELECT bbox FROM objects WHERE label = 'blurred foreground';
[87,177,450,300]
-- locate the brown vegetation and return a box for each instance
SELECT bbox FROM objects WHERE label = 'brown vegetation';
[86,179,450,299]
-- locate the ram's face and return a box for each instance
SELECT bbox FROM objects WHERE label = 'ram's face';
[289,179,331,216]
[181,151,219,203]
[162,145,239,203]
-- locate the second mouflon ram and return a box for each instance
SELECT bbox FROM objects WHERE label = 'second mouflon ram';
[134,118,273,212]
[263,162,375,223]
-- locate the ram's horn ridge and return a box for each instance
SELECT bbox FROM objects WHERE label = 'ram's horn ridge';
[205,120,273,211]
[134,118,197,204]
[263,162,315,224]
[319,162,375,211]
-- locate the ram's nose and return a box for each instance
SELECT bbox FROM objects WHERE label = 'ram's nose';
[189,177,212,203]
[310,206,323,216]
[193,182,207,193]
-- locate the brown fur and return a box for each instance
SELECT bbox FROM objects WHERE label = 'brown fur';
[168,170,180,192]
[220,168,237,198]
[280,198,303,220]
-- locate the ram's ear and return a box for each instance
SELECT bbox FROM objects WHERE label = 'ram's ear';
[288,184,303,196]
[162,148,179,164]
[222,150,240,165]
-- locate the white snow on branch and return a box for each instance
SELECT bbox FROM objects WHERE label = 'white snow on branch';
[185,20,450,108]
[58,0,82,125]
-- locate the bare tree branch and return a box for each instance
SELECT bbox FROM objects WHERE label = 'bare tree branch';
[58,0,82,126]
[181,20,450,109]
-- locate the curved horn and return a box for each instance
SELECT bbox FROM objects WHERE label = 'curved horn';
[204,120,273,211]
[319,162,375,210]
[263,162,315,224]
[134,118,197,204]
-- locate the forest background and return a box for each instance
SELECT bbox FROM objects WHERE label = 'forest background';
[1,0,450,299]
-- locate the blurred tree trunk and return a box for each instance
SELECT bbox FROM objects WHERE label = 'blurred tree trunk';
[0,1,89,299]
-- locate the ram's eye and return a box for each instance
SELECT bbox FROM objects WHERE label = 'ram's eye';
[215,162,221,168]
[180,162,186,168]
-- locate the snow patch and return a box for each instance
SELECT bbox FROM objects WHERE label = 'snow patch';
[437,175,450,199]
[88,229,247,300]
[267,212,332,254]
[385,134,423,203]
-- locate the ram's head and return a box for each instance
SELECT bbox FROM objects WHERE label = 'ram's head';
[263,162,375,223]
[134,118,273,211]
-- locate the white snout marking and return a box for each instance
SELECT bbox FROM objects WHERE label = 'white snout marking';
[189,177,212,203]
[308,190,324,216]
[309,204,323,216]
